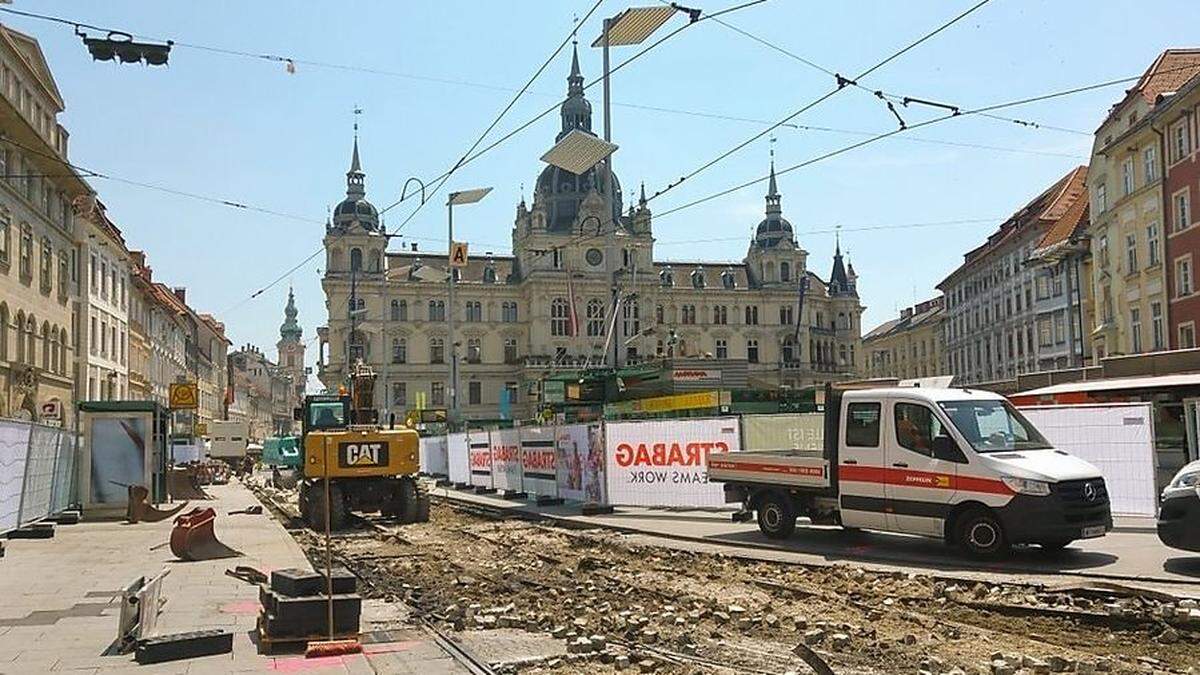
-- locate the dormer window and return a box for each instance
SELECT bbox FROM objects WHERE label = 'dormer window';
[483,266,497,284]
[691,268,706,289]
[721,269,736,289]
[660,266,674,287]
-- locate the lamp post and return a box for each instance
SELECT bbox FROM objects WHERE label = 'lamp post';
[447,187,492,424]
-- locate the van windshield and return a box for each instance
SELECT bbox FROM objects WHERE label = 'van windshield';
[937,399,1052,453]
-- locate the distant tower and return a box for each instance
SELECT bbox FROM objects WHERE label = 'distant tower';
[277,286,306,401]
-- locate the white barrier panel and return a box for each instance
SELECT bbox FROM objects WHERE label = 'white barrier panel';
[490,428,522,493]
[447,432,470,485]
[742,413,824,455]
[1018,404,1158,518]
[605,417,741,508]
[468,432,493,489]
[421,436,449,477]
[21,425,59,525]
[519,426,557,497]
[556,424,605,503]
[50,433,78,515]
[0,421,31,534]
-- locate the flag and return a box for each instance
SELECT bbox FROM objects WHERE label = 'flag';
[566,265,580,337]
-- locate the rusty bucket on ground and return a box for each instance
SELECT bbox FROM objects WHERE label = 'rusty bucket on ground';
[167,467,212,501]
[125,485,189,524]
[169,507,242,561]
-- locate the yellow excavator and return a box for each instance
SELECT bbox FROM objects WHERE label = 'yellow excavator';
[296,363,429,530]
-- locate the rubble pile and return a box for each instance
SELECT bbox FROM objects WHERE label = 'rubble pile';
[286,501,1199,674]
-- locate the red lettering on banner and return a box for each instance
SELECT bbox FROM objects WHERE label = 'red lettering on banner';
[469,451,492,469]
[614,441,729,467]
[522,449,556,471]
[491,445,520,462]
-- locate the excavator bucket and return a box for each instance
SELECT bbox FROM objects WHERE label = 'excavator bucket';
[167,468,212,501]
[169,507,242,561]
[126,485,189,524]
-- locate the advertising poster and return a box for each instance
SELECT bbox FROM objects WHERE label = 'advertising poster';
[0,421,30,533]
[89,416,148,505]
[468,431,493,488]
[489,428,521,492]
[555,423,606,504]
[447,432,470,485]
[519,426,557,497]
[605,417,740,508]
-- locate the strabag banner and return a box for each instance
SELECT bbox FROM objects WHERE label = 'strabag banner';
[519,426,557,497]
[468,431,493,489]
[556,423,606,504]
[489,428,522,492]
[447,432,469,485]
[605,417,740,507]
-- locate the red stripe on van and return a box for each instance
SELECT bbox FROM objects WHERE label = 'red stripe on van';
[839,465,1012,496]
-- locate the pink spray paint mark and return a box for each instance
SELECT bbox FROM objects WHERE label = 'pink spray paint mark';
[220,600,261,614]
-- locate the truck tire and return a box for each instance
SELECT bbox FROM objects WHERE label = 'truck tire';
[398,478,420,524]
[415,482,431,523]
[306,480,348,531]
[756,491,796,539]
[956,507,1008,558]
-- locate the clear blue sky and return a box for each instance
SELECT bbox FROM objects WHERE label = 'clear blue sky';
[9,1,1198,378]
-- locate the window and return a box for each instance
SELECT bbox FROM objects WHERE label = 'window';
[307,401,346,429]
[585,299,605,337]
[349,247,363,272]
[744,305,759,325]
[468,381,481,406]
[1038,317,1052,347]
[1151,302,1164,351]
[428,300,445,321]
[18,223,31,279]
[622,300,639,337]
[392,382,406,407]
[1129,308,1142,353]
[1122,158,1134,195]
[429,337,444,364]
[504,381,518,407]
[895,403,950,457]
[1148,223,1160,267]
[1144,145,1158,183]
[550,297,570,336]
[552,248,562,269]
[780,261,791,282]
[0,212,8,265]
[1054,313,1066,345]
[504,338,518,364]
[1177,257,1193,297]
[467,337,481,363]
[465,301,482,322]
[1126,233,1138,273]
[1174,190,1191,232]
[431,382,445,406]
[39,238,51,292]
[655,304,664,324]
[1181,323,1197,350]
[746,338,759,363]
[715,339,727,359]
[390,299,407,321]
[691,269,705,288]
[501,301,518,323]
[845,402,881,447]
[681,304,695,325]
[57,253,68,299]
[782,337,796,362]
[1171,120,1191,163]
[779,305,794,325]
[938,400,1050,452]
[1095,183,1107,213]
[713,305,727,325]
[391,337,406,364]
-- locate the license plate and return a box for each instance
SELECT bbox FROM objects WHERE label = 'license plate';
[1081,525,1106,539]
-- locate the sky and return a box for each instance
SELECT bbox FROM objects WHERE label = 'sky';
[7,1,1199,380]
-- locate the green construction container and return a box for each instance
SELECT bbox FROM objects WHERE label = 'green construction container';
[262,436,301,469]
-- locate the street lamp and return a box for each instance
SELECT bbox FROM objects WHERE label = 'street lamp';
[446,187,491,424]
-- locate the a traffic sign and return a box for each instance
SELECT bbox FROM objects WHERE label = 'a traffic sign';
[169,382,199,409]
[449,241,469,268]
[39,399,62,421]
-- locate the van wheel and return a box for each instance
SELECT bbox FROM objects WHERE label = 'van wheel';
[956,508,1008,558]
[756,492,796,539]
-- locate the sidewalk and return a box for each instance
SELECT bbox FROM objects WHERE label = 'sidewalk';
[0,480,467,674]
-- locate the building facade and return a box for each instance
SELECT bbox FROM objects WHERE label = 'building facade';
[1160,68,1200,348]
[126,251,153,399]
[939,167,1091,385]
[863,297,945,381]
[1088,50,1200,359]
[77,202,131,402]
[0,25,92,426]
[317,47,864,420]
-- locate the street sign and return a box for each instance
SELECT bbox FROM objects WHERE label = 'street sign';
[169,382,199,409]
[449,241,469,268]
[39,399,62,421]
[194,422,208,437]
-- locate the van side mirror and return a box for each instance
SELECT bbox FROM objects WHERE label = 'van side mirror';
[932,435,965,463]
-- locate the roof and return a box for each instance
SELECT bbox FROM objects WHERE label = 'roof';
[863,297,944,342]
[844,387,1003,403]
[1015,372,1200,397]
[1102,49,1200,127]
[938,166,1088,289]
[0,24,64,110]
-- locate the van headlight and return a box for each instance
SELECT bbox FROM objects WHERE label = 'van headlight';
[1169,469,1200,490]
[1001,476,1051,496]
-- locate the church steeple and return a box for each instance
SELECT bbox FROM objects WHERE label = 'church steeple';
[557,41,593,141]
[765,155,781,217]
[280,286,302,342]
[829,232,853,296]
[346,133,365,199]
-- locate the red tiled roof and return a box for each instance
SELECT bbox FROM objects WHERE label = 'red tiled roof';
[1104,49,1200,125]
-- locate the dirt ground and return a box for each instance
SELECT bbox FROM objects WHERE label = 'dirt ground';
[269,489,1199,675]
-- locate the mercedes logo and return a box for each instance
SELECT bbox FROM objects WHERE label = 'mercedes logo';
[1083,482,1098,502]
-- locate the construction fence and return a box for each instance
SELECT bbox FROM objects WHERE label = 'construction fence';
[0,418,79,536]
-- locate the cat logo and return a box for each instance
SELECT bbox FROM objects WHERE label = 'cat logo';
[338,442,389,468]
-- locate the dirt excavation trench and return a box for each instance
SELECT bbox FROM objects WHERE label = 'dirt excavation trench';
[281,497,1199,675]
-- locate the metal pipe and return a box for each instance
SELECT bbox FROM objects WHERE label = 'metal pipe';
[448,200,458,418]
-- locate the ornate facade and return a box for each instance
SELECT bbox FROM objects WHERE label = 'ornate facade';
[317,47,863,420]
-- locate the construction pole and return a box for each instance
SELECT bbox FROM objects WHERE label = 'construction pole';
[448,201,458,422]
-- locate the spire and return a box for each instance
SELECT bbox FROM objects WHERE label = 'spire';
[765,143,781,217]
[639,182,647,206]
[557,43,592,141]
[350,135,361,174]
[568,41,583,95]
[280,286,302,342]
[346,135,365,199]
[830,230,851,295]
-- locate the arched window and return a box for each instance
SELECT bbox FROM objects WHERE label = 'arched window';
[390,299,407,321]
[428,300,445,321]
[765,261,776,282]
[839,345,847,365]
[782,336,797,363]
[428,337,444,363]
[350,247,363,272]
[348,330,366,363]
[391,337,406,364]
[622,300,640,337]
[838,312,848,330]
[483,266,497,284]
[25,315,36,365]
[586,299,605,337]
[550,298,570,337]
[655,304,664,325]
[780,261,791,282]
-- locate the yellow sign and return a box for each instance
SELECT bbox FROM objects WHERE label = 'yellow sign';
[169,382,199,409]
[194,422,208,437]
[449,241,469,268]
[605,391,721,416]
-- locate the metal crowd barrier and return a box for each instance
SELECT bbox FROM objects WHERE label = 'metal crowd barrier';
[0,418,79,535]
